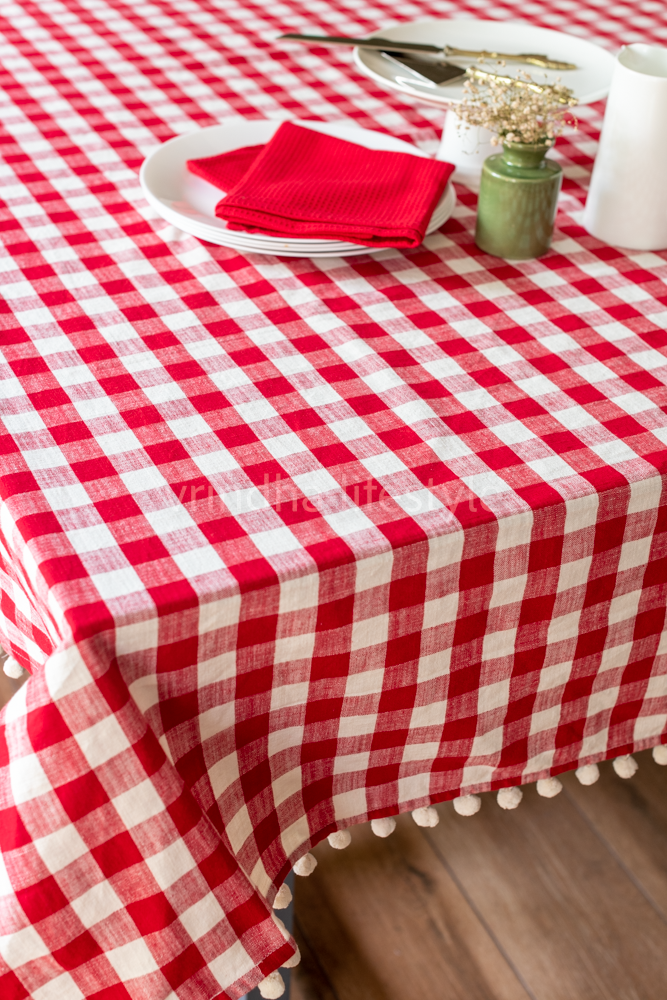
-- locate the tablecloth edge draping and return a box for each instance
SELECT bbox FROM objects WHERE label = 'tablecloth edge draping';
[0,636,297,1000]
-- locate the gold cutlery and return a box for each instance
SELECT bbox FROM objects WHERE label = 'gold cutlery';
[278,33,578,71]
[465,66,576,102]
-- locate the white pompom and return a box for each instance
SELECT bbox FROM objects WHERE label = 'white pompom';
[536,777,562,798]
[293,853,317,876]
[370,817,396,838]
[497,786,522,810]
[258,971,285,998]
[282,946,301,969]
[3,657,23,679]
[652,745,667,766]
[576,763,600,785]
[613,754,638,779]
[273,883,292,909]
[453,794,481,817]
[327,830,352,849]
[411,806,439,828]
[273,912,301,967]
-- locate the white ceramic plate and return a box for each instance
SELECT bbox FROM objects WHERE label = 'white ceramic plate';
[140,119,456,257]
[354,19,616,109]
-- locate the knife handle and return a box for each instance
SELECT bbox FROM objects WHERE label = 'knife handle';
[468,68,576,103]
[444,47,577,70]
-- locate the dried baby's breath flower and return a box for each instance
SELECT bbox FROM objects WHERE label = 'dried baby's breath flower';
[456,69,577,146]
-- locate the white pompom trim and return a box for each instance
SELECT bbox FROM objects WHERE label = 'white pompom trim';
[370,817,396,838]
[282,945,301,969]
[327,830,352,849]
[258,971,285,998]
[497,786,522,810]
[293,853,317,876]
[411,806,439,828]
[536,777,562,798]
[653,745,667,766]
[613,754,638,779]
[575,763,600,785]
[453,794,481,817]
[273,883,292,909]
[3,657,23,679]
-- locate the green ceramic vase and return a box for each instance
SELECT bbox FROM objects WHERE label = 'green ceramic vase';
[475,142,562,259]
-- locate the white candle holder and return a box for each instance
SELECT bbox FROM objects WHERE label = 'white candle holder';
[436,111,496,192]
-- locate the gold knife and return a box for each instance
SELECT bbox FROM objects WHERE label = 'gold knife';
[278,33,578,71]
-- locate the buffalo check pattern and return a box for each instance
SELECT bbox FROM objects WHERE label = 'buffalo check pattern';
[1,0,667,997]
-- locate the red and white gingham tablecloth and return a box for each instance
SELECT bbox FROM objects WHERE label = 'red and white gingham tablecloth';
[1,0,667,997]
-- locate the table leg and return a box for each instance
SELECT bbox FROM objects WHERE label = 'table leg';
[240,870,295,1000]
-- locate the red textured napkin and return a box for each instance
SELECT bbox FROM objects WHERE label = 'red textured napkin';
[187,144,264,192]
[187,122,454,248]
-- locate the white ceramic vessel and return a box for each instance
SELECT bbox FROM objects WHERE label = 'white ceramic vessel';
[583,44,667,250]
[437,112,496,191]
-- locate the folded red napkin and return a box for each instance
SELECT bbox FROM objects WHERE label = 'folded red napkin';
[186,122,454,248]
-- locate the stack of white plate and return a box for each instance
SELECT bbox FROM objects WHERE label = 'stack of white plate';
[139,119,456,258]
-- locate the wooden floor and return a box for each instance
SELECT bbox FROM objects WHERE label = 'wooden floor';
[292,757,667,1000]
[2,669,666,999]
[0,664,25,711]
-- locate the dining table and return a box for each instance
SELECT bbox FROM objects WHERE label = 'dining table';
[1,0,667,998]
